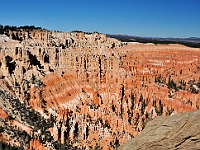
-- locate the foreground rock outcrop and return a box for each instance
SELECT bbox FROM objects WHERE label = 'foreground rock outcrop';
[0,28,200,149]
[118,109,200,150]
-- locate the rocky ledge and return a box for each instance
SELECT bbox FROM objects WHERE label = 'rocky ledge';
[118,109,200,150]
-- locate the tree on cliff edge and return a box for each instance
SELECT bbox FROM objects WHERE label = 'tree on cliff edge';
[0,24,3,34]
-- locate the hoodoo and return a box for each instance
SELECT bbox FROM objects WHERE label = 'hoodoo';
[0,28,200,149]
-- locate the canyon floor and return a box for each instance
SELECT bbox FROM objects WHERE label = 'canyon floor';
[0,29,200,149]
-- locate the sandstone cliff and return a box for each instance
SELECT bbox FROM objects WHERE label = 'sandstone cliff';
[0,29,200,149]
[118,109,200,150]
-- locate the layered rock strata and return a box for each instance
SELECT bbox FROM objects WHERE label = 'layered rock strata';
[0,29,200,149]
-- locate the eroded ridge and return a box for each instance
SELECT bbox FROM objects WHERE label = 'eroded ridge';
[0,29,200,149]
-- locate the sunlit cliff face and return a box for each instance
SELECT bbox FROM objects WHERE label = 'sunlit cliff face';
[0,30,200,149]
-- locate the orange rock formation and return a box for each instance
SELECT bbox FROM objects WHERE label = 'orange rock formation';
[0,30,200,149]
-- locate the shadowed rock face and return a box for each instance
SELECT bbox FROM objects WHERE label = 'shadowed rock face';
[0,29,200,149]
[118,109,200,150]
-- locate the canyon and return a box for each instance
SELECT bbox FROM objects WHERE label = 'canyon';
[0,28,200,149]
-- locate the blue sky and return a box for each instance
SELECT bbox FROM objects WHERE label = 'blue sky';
[1,0,200,38]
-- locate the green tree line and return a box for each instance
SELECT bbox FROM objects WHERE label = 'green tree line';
[0,24,43,34]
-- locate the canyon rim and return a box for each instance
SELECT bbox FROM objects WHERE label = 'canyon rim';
[0,27,200,149]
